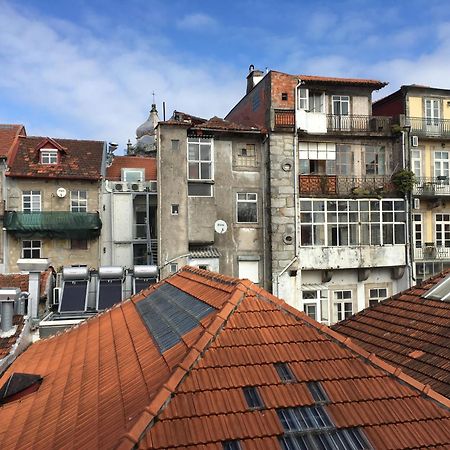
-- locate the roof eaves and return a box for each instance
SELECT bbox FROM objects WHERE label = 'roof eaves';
[121,281,249,448]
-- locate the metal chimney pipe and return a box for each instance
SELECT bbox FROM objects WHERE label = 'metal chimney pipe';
[1,301,14,332]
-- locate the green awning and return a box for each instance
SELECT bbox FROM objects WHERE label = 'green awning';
[4,211,102,239]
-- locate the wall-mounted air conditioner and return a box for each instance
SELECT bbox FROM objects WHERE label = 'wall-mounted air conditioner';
[113,182,127,192]
[129,182,144,192]
[411,136,419,147]
[413,198,420,209]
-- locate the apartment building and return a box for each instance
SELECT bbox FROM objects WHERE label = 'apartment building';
[374,85,450,282]
[227,68,409,324]
[101,155,157,267]
[156,112,270,286]
[3,136,105,272]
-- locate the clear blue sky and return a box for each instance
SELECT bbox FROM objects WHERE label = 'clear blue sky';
[0,0,449,149]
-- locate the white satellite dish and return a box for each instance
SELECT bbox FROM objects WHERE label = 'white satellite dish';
[214,220,228,234]
[56,187,67,198]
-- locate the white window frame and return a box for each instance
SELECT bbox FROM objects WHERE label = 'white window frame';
[308,92,325,113]
[171,204,179,215]
[70,190,87,212]
[433,151,449,179]
[435,213,450,248]
[413,213,423,251]
[238,259,260,284]
[122,169,144,182]
[22,190,41,212]
[333,290,353,322]
[236,193,258,224]
[332,95,350,116]
[368,287,388,307]
[22,240,41,259]
[411,148,423,178]
[303,303,317,320]
[298,88,309,110]
[187,138,213,181]
[425,98,440,126]
[40,149,58,164]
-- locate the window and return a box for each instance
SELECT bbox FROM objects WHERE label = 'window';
[411,149,422,178]
[425,98,440,126]
[70,190,87,212]
[22,191,41,212]
[368,287,387,307]
[303,303,317,320]
[298,88,308,110]
[171,139,180,151]
[413,214,422,249]
[170,263,178,273]
[275,363,296,382]
[40,149,58,164]
[435,214,450,247]
[332,95,349,116]
[234,144,258,169]
[299,199,406,247]
[122,169,144,182]
[188,137,213,197]
[22,240,41,259]
[307,382,328,403]
[222,441,242,450]
[242,386,264,409]
[198,264,209,271]
[298,142,336,175]
[281,92,288,101]
[71,239,88,250]
[365,146,385,175]
[434,151,449,179]
[237,193,258,223]
[171,204,179,215]
[335,145,353,175]
[333,290,353,322]
[308,92,324,113]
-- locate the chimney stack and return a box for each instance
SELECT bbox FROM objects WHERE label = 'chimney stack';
[246,65,264,94]
[0,288,20,334]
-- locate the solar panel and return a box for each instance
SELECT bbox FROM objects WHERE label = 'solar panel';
[59,281,88,313]
[134,278,155,295]
[136,283,215,352]
[97,279,122,310]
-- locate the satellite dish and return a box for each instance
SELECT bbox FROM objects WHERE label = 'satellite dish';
[214,220,228,234]
[56,187,67,198]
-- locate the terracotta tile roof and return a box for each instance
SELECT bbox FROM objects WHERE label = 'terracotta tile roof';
[273,70,388,88]
[193,116,263,133]
[0,269,52,300]
[0,268,449,449]
[332,271,450,399]
[7,135,104,180]
[0,124,26,160]
[106,156,157,181]
[161,111,207,126]
[0,316,25,360]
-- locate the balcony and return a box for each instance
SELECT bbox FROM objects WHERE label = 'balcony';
[414,245,450,261]
[326,115,392,134]
[4,211,102,239]
[407,117,450,138]
[273,110,392,134]
[299,175,395,197]
[413,177,450,197]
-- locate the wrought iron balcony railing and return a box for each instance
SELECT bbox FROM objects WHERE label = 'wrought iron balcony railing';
[407,116,450,137]
[299,175,395,196]
[413,177,450,196]
[414,245,450,260]
[326,114,392,133]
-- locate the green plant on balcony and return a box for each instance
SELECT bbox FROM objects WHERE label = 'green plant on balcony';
[391,170,415,194]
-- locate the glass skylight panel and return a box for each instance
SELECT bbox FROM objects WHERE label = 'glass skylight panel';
[308,382,329,403]
[243,386,264,409]
[136,283,215,352]
[277,406,332,432]
[275,362,296,382]
[222,440,242,450]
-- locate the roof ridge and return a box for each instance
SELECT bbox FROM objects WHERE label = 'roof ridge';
[116,281,250,448]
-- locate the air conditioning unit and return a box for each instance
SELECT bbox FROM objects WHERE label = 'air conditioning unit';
[413,198,420,209]
[411,136,419,147]
[113,182,126,192]
[129,182,144,192]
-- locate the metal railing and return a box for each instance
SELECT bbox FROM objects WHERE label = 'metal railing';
[414,245,450,260]
[407,116,450,137]
[326,114,392,133]
[299,175,394,196]
[413,177,450,196]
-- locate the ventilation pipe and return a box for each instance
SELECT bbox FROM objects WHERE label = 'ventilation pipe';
[0,288,20,333]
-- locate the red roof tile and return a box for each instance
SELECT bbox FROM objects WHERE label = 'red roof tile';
[332,271,450,399]
[7,135,104,180]
[0,124,25,160]
[193,116,262,133]
[106,156,157,181]
[0,267,449,449]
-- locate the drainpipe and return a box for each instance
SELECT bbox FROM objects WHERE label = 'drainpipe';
[261,133,269,289]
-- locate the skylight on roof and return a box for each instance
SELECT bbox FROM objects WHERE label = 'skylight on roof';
[136,283,216,352]
[424,274,450,301]
[243,386,264,409]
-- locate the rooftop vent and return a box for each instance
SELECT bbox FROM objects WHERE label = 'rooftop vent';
[0,373,42,405]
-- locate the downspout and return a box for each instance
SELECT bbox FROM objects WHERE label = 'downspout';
[261,133,269,290]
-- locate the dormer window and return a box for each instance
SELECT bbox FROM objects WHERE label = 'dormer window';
[40,149,58,164]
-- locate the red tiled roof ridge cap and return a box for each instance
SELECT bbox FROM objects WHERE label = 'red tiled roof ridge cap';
[122,276,249,447]
[21,135,105,144]
[271,70,387,86]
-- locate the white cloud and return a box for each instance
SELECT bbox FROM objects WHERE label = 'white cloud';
[176,13,217,30]
[0,3,240,149]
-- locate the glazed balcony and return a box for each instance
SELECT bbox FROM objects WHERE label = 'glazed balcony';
[413,177,450,197]
[299,175,395,197]
[407,117,450,138]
